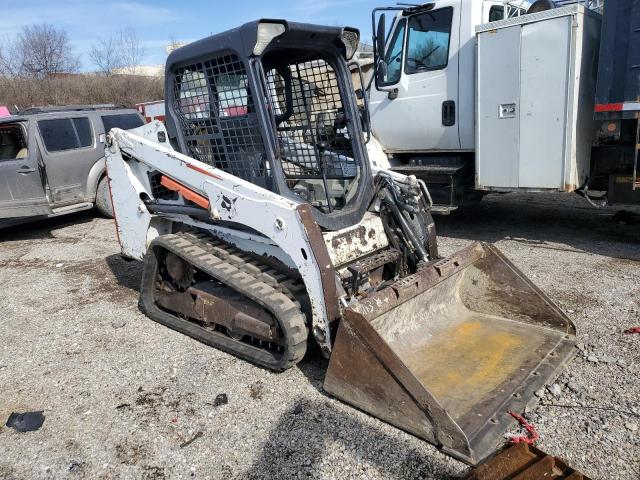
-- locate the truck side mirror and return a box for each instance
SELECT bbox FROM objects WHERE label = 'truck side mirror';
[376,13,386,61]
[375,14,388,86]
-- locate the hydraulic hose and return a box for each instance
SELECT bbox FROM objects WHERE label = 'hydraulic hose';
[382,188,429,263]
[145,202,211,221]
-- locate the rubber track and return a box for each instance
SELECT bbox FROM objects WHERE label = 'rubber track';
[140,232,308,371]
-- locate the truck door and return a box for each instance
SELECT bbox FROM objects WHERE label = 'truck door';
[36,116,97,206]
[0,121,52,218]
[370,5,460,152]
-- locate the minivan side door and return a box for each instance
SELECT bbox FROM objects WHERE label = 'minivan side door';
[36,115,100,207]
[0,121,52,218]
[370,4,461,152]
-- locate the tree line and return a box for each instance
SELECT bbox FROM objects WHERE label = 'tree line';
[0,24,164,110]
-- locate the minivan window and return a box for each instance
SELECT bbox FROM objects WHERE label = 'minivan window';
[0,125,28,160]
[405,7,453,74]
[38,117,92,152]
[101,114,144,132]
[74,118,92,147]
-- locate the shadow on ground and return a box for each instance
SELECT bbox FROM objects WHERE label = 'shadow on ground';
[435,194,640,261]
[106,254,144,292]
[0,210,98,241]
[244,398,466,480]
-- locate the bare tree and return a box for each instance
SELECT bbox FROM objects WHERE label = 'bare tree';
[89,27,145,76]
[0,43,10,75]
[0,34,23,76]
[16,24,80,78]
[166,36,185,55]
[119,27,145,75]
[89,36,123,76]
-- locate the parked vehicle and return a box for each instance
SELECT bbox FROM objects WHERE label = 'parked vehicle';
[0,105,144,225]
[135,101,165,123]
[368,0,639,211]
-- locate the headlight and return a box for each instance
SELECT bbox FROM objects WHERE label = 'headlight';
[254,22,286,56]
[340,29,360,60]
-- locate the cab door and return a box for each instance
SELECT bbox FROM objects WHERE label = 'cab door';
[0,121,51,218]
[370,5,461,152]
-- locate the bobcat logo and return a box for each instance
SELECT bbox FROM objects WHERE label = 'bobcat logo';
[218,194,238,218]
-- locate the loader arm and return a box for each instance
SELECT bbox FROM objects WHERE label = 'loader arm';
[105,122,337,354]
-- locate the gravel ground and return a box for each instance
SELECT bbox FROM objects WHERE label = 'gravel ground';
[0,192,638,480]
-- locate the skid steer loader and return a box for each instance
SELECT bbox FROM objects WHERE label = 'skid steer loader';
[105,20,576,465]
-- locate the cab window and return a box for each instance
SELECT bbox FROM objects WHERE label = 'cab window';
[405,7,453,74]
[379,19,406,86]
[489,6,504,22]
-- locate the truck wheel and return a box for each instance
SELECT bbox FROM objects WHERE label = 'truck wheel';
[96,176,114,218]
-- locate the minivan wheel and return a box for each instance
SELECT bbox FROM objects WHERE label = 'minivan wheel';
[96,176,114,218]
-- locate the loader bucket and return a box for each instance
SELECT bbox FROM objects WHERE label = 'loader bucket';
[324,242,576,465]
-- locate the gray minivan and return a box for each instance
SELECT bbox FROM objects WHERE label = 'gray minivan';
[0,105,144,224]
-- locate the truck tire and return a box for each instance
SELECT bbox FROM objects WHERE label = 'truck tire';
[95,176,114,218]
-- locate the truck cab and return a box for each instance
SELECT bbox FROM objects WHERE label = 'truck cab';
[370,0,507,154]
[369,0,511,210]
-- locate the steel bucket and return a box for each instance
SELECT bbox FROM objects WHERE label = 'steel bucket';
[324,242,576,465]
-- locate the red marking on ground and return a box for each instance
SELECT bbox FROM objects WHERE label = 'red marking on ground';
[508,411,539,445]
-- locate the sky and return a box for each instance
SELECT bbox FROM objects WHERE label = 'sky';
[0,0,383,71]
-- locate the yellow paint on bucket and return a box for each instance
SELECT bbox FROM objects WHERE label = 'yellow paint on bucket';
[400,316,546,420]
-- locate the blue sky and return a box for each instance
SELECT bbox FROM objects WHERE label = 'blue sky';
[0,0,382,70]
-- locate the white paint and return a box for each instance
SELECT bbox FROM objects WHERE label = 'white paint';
[322,212,389,267]
[104,125,334,353]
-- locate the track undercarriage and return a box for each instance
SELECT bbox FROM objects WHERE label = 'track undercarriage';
[140,232,308,370]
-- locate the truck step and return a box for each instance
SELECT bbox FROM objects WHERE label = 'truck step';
[391,164,464,175]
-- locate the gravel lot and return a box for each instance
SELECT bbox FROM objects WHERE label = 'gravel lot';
[0,192,638,480]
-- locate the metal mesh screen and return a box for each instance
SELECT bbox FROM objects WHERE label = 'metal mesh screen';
[148,172,177,201]
[172,54,270,185]
[265,59,358,181]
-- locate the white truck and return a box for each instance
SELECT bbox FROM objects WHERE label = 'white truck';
[367,0,639,211]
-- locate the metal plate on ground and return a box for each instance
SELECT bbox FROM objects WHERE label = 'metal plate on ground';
[465,443,591,479]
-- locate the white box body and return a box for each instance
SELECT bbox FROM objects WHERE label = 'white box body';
[476,5,601,192]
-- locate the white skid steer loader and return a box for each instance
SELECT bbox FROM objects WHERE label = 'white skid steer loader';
[105,20,576,465]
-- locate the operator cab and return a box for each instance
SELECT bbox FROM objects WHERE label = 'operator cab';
[165,20,373,230]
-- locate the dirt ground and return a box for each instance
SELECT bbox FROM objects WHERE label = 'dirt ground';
[0,192,638,480]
